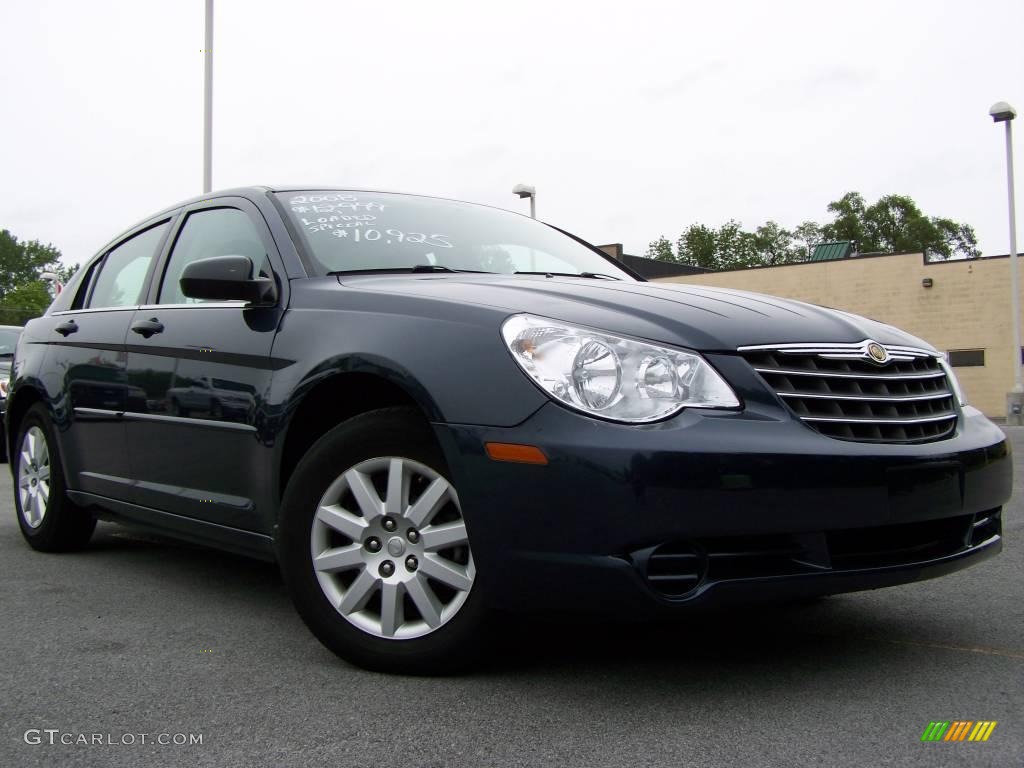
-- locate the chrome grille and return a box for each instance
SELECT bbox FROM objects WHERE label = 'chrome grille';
[738,341,958,443]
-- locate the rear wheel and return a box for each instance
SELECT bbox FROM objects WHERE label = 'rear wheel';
[279,407,486,674]
[15,403,96,551]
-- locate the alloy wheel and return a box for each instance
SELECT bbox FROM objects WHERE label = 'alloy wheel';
[310,456,475,640]
[18,426,51,529]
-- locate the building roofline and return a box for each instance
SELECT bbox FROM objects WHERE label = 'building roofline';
[671,251,1017,275]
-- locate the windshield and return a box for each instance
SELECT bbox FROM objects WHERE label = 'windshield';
[275,191,634,279]
[0,328,21,356]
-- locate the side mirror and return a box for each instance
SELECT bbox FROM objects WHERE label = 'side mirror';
[179,255,277,305]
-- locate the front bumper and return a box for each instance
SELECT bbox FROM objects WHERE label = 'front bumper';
[434,400,1011,616]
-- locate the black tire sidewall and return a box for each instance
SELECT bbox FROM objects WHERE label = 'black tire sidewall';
[14,404,94,550]
[279,407,488,674]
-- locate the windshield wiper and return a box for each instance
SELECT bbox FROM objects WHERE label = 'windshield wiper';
[328,265,492,276]
[513,271,622,280]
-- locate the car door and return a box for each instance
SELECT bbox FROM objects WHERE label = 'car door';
[123,199,285,531]
[41,219,171,499]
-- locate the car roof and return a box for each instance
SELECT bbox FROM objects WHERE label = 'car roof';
[81,184,547,271]
[147,185,533,223]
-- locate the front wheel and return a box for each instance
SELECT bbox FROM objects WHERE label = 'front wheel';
[279,407,487,674]
[14,403,96,551]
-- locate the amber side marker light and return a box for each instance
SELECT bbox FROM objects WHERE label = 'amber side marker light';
[484,442,548,465]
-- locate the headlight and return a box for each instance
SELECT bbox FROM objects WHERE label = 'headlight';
[501,314,739,422]
[938,355,967,406]
[0,378,8,399]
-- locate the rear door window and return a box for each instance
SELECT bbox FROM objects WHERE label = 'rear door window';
[88,222,169,309]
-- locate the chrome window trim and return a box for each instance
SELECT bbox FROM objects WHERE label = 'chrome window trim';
[52,301,249,316]
[138,302,249,310]
[51,307,140,316]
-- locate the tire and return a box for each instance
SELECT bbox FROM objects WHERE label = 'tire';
[279,407,487,674]
[14,403,96,552]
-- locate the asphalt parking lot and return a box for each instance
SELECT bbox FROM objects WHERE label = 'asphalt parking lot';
[1,431,1021,768]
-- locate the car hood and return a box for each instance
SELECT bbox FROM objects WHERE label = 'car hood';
[339,274,935,352]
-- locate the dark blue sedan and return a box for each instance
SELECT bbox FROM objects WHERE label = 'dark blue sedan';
[5,187,1012,673]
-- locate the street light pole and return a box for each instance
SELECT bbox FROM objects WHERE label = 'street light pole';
[203,0,214,194]
[512,183,536,218]
[512,184,537,270]
[1005,119,1021,391]
[990,101,1022,424]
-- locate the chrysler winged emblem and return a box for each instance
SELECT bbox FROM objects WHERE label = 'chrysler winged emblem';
[866,341,889,364]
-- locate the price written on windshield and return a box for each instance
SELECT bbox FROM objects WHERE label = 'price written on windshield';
[331,228,452,248]
[299,214,377,233]
[290,194,454,249]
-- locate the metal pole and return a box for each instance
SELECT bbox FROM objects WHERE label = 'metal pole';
[1005,120,1022,393]
[203,0,214,194]
[528,194,535,270]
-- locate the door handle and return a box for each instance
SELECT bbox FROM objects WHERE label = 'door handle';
[55,319,78,337]
[131,318,164,338]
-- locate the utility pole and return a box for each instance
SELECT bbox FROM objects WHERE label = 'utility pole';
[203,0,214,193]
[990,101,1021,424]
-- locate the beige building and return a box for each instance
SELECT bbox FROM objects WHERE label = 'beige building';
[652,252,1020,418]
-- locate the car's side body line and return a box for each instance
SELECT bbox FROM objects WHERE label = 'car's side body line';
[119,343,293,371]
[72,407,260,433]
[121,410,260,432]
[68,489,276,561]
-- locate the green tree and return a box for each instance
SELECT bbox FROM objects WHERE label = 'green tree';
[0,229,77,325]
[0,229,66,298]
[645,236,676,263]
[714,220,759,270]
[792,220,822,261]
[656,221,803,270]
[932,218,981,260]
[821,192,979,260]
[0,281,53,326]
[676,224,717,270]
[753,221,798,266]
[650,191,980,271]
[52,261,78,284]
[820,192,868,247]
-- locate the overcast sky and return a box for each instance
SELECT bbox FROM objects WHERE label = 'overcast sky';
[1,0,1022,269]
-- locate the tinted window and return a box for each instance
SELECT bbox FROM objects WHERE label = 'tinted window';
[71,260,101,310]
[274,191,633,279]
[159,208,269,304]
[88,222,168,308]
[0,328,21,355]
